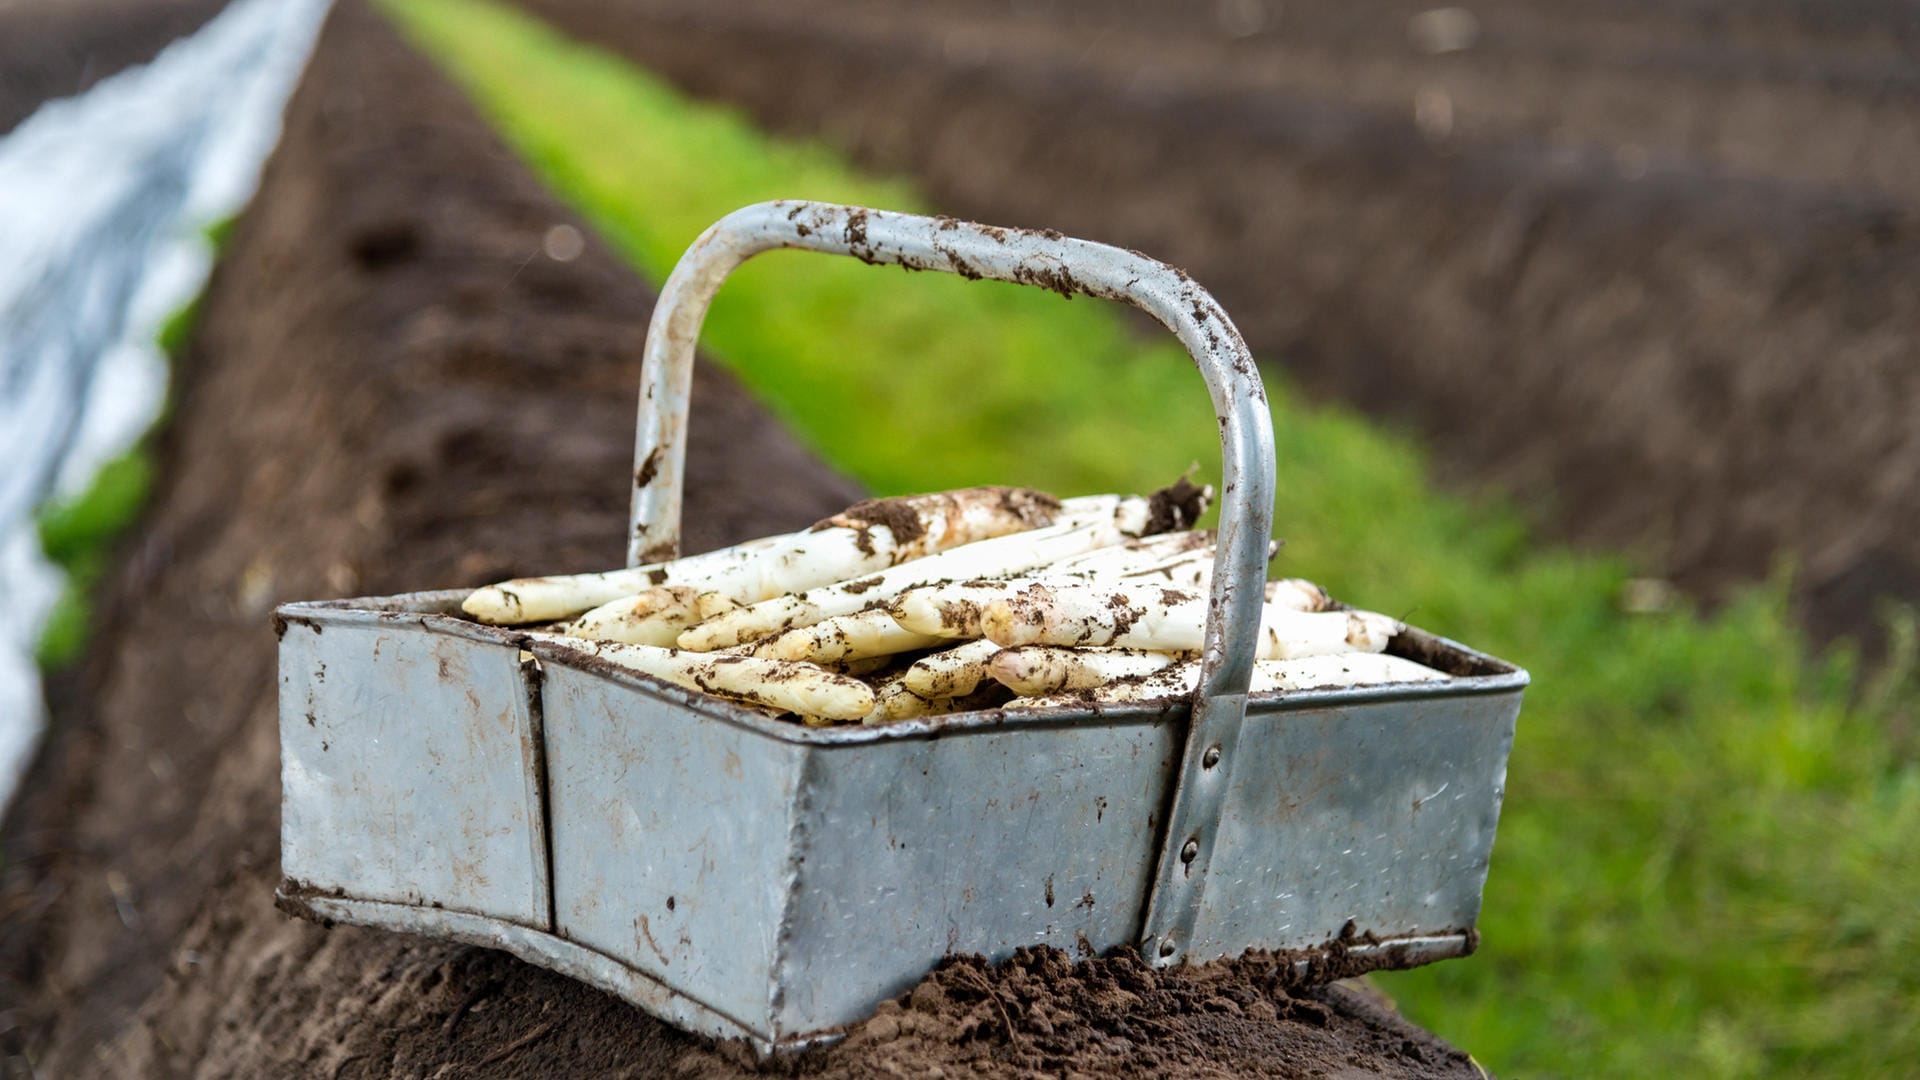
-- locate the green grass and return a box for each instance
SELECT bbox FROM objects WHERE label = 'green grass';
[31,284,207,668]
[383,0,1920,1073]
[32,222,223,667]
[33,450,157,668]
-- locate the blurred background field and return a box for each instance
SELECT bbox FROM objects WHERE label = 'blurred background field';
[382,0,1919,1074]
[3,0,1917,1074]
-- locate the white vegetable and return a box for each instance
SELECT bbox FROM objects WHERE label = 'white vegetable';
[858,677,1011,725]
[461,535,783,625]
[567,587,704,647]
[1013,653,1447,708]
[890,579,1031,640]
[981,581,1398,658]
[1267,577,1331,612]
[728,486,1062,604]
[533,636,876,720]
[463,486,1059,626]
[1041,530,1215,577]
[1048,534,1279,590]
[901,639,1003,699]
[890,538,1284,640]
[693,592,742,620]
[859,680,947,725]
[830,654,897,677]
[1115,548,1214,589]
[883,541,1217,643]
[754,608,947,663]
[678,496,1160,650]
[989,646,1185,696]
[979,580,1203,649]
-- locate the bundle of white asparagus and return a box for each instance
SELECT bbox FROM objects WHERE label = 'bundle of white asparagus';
[461,480,1446,725]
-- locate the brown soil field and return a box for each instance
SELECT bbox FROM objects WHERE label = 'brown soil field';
[519,0,1920,649]
[0,4,1486,1075]
[0,0,226,135]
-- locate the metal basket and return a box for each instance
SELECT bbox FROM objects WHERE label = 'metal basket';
[275,201,1527,1052]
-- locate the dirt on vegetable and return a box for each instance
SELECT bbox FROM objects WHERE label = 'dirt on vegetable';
[1144,475,1211,538]
[520,0,1920,653]
[0,4,1482,1076]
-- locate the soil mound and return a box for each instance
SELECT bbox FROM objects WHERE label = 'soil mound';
[0,0,226,135]
[815,947,1475,1079]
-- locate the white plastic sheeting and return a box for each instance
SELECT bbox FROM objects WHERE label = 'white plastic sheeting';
[0,0,333,811]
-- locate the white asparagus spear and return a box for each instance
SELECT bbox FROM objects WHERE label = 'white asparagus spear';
[859,680,949,725]
[585,546,1281,649]
[832,654,898,677]
[1086,541,1279,591]
[1268,577,1331,612]
[693,591,741,620]
[980,580,1201,649]
[464,486,1059,625]
[1047,536,1279,592]
[733,486,1062,602]
[567,587,704,646]
[888,535,1258,641]
[754,608,947,663]
[462,535,784,625]
[857,677,1011,725]
[1269,610,1400,657]
[902,639,1003,699]
[1042,530,1215,576]
[678,498,1156,651]
[890,570,1199,643]
[1013,653,1447,708]
[532,635,876,720]
[1116,548,1213,589]
[890,579,1034,640]
[887,544,1221,641]
[571,571,860,647]
[989,646,1186,696]
[981,581,1399,657]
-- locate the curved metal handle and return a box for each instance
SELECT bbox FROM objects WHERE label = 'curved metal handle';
[629,201,1275,961]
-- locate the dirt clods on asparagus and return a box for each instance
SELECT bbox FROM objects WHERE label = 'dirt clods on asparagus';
[1145,474,1211,535]
[817,946,1480,1078]
[818,485,1060,556]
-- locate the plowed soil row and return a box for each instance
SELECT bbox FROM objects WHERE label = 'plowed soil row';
[519,0,1920,648]
[0,4,1483,1076]
[0,0,226,135]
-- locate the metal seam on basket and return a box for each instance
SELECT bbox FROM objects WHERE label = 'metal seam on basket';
[767,744,821,1036]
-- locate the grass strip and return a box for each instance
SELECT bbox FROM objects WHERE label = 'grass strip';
[384,1,1920,1074]
[32,290,202,668]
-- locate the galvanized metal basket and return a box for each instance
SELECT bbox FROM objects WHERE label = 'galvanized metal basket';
[276,201,1528,1052]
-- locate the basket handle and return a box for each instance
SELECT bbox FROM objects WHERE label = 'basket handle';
[629,202,1274,961]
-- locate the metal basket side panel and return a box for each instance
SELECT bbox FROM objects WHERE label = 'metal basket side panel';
[278,612,549,926]
[1183,685,1523,961]
[540,661,805,1037]
[766,713,1183,1039]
